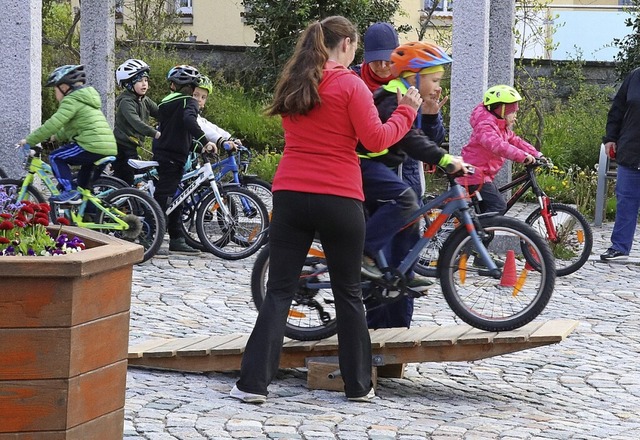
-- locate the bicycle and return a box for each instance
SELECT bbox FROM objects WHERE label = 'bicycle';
[129,150,270,260]
[0,145,166,263]
[416,158,592,277]
[251,165,556,341]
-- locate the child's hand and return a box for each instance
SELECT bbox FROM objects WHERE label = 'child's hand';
[223,140,238,152]
[204,142,217,154]
[16,139,27,148]
[422,91,448,115]
[605,141,616,159]
[523,154,536,165]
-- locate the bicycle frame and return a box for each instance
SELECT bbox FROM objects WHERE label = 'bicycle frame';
[19,155,60,198]
[496,163,558,242]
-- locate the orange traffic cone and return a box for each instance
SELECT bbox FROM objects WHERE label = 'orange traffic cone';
[500,250,517,287]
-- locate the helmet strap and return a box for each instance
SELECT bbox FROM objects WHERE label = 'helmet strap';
[399,76,423,130]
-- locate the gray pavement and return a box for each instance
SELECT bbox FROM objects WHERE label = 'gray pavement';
[125,207,640,440]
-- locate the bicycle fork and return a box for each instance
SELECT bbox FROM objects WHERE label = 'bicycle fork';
[537,195,559,242]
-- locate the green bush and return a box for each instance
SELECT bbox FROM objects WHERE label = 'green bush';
[539,84,613,169]
[199,73,284,153]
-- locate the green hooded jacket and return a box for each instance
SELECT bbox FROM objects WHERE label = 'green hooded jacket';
[26,86,117,156]
[114,89,159,149]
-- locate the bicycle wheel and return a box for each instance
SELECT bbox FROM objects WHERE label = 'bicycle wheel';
[438,215,555,332]
[0,178,46,206]
[251,242,338,341]
[241,176,273,213]
[525,203,593,277]
[196,185,269,260]
[415,214,458,277]
[180,186,212,252]
[97,188,166,263]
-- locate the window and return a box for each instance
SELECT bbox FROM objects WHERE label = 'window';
[424,0,453,14]
[176,0,192,16]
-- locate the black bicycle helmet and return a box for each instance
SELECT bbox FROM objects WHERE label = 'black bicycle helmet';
[167,64,201,86]
[45,64,87,88]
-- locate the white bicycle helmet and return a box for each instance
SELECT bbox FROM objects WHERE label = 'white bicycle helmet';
[116,59,150,87]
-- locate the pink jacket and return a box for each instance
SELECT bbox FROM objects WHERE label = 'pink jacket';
[460,103,540,185]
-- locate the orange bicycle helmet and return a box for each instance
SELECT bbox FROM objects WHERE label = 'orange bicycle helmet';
[390,42,452,77]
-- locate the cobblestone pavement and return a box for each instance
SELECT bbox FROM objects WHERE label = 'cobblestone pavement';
[125,207,640,440]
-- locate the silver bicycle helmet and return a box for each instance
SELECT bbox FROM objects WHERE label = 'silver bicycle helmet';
[116,59,150,87]
[167,65,201,86]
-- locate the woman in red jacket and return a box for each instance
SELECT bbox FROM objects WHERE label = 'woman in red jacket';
[230,15,422,404]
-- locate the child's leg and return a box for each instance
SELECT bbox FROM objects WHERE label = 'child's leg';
[49,143,104,191]
[478,182,507,215]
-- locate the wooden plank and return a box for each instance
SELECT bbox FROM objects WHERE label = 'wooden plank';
[369,328,409,348]
[310,335,340,351]
[384,326,439,348]
[212,334,250,355]
[143,336,211,358]
[456,327,497,345]
[493,321,544,344]
[176,335,244,356]
[528,319,579,343]
[282,338,320,352]
[421,325,473,346]
[128,338,173,359]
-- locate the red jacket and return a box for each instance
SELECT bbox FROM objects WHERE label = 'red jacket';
[460,103,540,185]
[272,61,417,201]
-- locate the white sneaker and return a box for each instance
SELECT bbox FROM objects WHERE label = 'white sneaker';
[230,384,267,404]
[347,388,376,402]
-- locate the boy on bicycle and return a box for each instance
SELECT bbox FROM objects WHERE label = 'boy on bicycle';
[358,42,467,329]
[192,75,240,152]
[153,65,216,254]
[18,64,117,204]
[113,58,160,185]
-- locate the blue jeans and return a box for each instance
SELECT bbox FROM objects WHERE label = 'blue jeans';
[610,165,640,254]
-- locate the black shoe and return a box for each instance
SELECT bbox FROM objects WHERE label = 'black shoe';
[600,248,628,261]
[169,237,201,255]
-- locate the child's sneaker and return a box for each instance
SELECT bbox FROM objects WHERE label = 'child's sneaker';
[169,237,201,255]
[50,190,81,204]
[361,255,382,279]
[230,385,267,404]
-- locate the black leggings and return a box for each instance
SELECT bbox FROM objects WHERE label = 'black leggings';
[236,190,373,398]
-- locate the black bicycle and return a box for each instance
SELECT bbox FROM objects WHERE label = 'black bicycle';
[416,158,592,277]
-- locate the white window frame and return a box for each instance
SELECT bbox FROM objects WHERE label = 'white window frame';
[176,0,193,16]
[424,0,453,16]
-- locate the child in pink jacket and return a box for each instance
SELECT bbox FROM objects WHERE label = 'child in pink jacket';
[460,84,542,214]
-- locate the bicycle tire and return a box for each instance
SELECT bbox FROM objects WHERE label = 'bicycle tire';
[180,186,212,252]
[96,188,166,263]
[241,176,273,213]
[196,185,269,260]
[0,178,46,205]
[525,203,593,276]
[251,242,338,341]
[415,215,458,277]
[439,215,556,332]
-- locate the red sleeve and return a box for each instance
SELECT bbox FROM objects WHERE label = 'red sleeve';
[346,78,416,153]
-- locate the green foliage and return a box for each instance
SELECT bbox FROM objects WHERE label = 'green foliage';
[250,150,283,183]
[612,0,640,80]
[118,0,188,51]
[240,0,408,92]
[196,73,283,152]
[41,1,81,121]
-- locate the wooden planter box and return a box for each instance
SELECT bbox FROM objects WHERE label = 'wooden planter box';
[0,227,143,439]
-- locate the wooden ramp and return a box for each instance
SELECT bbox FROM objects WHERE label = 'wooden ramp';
[128,319,579,373]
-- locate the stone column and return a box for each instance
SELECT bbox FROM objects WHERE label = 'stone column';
[0,0,42,178]
[449,0,490,155]
[489,1,517,187]
[80,0,116,126]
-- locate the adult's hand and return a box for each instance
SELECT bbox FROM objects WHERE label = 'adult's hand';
[397,86,423,112]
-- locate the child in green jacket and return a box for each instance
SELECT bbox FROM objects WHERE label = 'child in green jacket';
[19,64,116,204]
[113,59,160,185]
